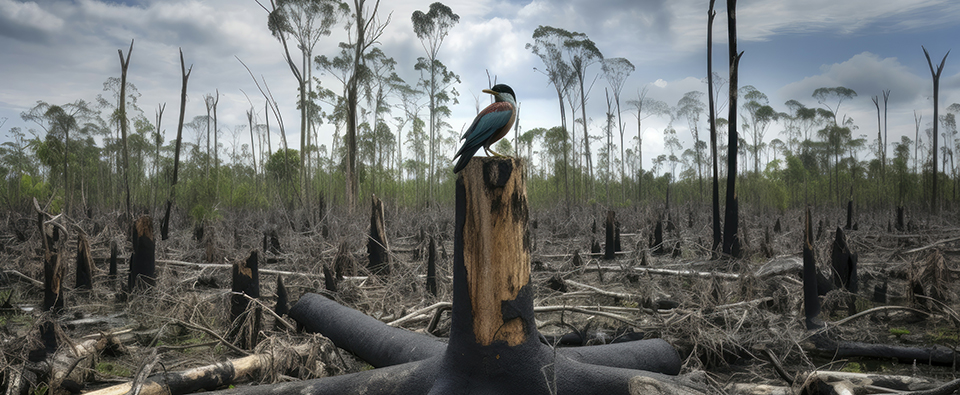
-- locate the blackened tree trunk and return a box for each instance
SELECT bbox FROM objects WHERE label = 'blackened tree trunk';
[129,215,156,292]
[162,49,191,240]
[427,235,438,296]
[118,39,134,224]
[231,250,261,349]
[722,0,743,257]
[75,232,94,290]
[802,206,823,330]
[707,0,721,254]
[604,210,616,260]
[922,47,948,214]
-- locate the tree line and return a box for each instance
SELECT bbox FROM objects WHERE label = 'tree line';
[1,0,957,224]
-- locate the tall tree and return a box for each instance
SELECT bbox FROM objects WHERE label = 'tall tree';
[722,0,743,257]
[266,0,347,198]
[739,86,777,175]
[565,31,603,190]
[528,25,575,203]
[118,39,134,221]
[676,91,706,199]
[161,49,192,240]
[813,86,857,127]
[343,0,390,208]
[922,46,948,213]
[412,2,459,203]
[602,57,634,203]
[707,0,721,252]
[626,88,668,202]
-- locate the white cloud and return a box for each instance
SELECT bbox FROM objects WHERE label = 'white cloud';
[0,0,65,43]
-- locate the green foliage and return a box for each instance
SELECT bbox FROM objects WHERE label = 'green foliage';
[96,362,132,377]
[889,328,910,338]
[840,362,864,373]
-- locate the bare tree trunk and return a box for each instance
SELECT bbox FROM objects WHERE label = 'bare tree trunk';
[707,0,721,253]
[118,39,134,222]
[162,49,191,241]
[922,47,949,214]
[722,0,742,257]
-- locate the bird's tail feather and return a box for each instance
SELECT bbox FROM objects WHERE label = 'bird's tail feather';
[453,145,482,173]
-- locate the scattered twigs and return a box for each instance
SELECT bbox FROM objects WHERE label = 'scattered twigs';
[761,347,794,386]
[233,291,296,331]
[173,319,249,355]
[2,270,43,289]
[387,302,452,327]
[830,305,929,327]
[533,305,636,325]
[904,236,960,254]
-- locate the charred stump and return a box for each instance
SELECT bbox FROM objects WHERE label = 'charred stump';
[896,206,905,231]
[268,157,681,395]
[652,220,664,255]
[604,210,616,260]
[43,249,64,314]
[322,264,338,293]
[368,194,391,275]
[427,236,438,296]
[802,206,824,330]
[263,229,281,255]
[831,227,858,293]
[109,240,118,278]
[75,232,94,290]
[128,215,156,292]
[275,275,288,318]
[231,250,261,349]
[845,200,854,230]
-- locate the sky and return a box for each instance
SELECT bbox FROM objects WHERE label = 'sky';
[2,0,960,172]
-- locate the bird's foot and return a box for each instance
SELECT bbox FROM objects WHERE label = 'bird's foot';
[488,148,505,157]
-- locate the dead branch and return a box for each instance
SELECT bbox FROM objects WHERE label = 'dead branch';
[173,319,249,355]
[387,302,452,327]
[829,305,929,327]
[905,236,960,254]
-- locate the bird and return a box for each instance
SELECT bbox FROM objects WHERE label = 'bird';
[452,84,517,173]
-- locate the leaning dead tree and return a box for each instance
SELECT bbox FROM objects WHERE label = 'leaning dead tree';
[214,157,683,394]
[161,48,192,240]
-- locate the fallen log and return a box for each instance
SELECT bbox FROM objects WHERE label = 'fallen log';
[806,334,960,366]
[83,343,320,395]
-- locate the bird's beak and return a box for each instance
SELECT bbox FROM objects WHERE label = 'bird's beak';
[482,89,498,96]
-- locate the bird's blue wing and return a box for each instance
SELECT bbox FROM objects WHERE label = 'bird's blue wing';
[455,103,514,158]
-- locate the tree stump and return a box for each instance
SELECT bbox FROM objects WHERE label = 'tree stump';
[368,194,390,275]
[604,210,616,260]
[109,240,118,278]
[128,215,156,292]
[845,199,854,230]
[75,232,94,290]
[895,206,905,231]
[427,236,438,296]
[231,250,261,349]
[250,157,681,395]
[802,207,824,330]
[831,227,858,292]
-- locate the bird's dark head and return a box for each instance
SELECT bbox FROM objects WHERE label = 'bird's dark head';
[483,84,516,103]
